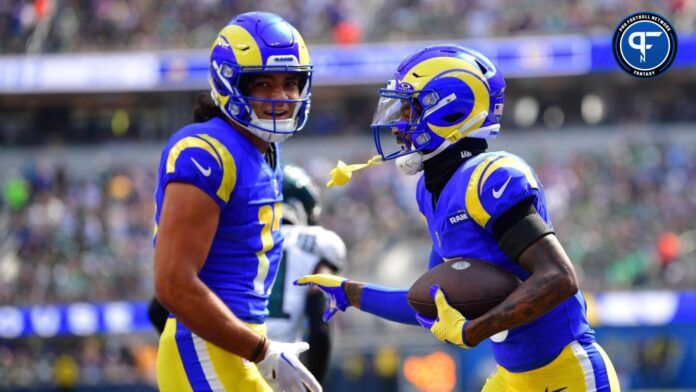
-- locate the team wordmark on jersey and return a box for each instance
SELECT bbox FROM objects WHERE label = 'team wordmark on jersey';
[447,211,469,226]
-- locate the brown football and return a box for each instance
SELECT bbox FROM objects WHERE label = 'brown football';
[407,258,522,319]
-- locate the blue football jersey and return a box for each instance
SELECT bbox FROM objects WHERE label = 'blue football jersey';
[154,117,284,324]
[416,151,592,372]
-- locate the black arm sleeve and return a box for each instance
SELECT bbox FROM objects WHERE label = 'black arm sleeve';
[148,297,170,335]
[304,290,331,383]
[491,198,554,261]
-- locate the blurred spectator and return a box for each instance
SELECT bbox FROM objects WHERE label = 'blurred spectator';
[1,0,693,54]
[0,139,693,388]
[1,141,693,308]
[0,164,155,306]
[0,336,156,388]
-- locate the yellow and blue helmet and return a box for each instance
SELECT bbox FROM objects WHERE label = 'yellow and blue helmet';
[209,12,312,142]
[371,44,505,161]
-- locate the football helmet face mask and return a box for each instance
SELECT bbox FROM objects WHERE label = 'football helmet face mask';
[209,12,313,143]
[371,45,505,163]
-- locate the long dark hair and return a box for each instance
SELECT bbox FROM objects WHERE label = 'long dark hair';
[192,92,224,123]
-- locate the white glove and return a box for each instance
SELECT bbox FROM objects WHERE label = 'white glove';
[256,341,322,392]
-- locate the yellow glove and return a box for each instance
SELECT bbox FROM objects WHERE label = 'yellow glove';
[415,285,473,349]
[295,274,350,321]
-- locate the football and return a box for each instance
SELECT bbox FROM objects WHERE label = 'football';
[407,258,522,319]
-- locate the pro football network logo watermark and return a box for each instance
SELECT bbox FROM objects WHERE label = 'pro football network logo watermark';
[613,12,677,78]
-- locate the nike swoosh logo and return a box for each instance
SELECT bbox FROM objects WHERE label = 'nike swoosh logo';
[190,157,212,177]
[545,387,567,392]
[492,176,511,199]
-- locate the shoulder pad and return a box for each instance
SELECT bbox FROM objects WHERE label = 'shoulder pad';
[465,152,540,229]
[163,133,237,205]
[292,226,347,272]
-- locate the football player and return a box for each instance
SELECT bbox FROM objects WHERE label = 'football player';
[148,164,345,384]
[266,164,346,383]
[297,45,620,391]
[153,12,320,392]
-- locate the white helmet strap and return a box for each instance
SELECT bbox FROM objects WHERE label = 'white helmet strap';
[422,140,453,161]
[445,111,489,141]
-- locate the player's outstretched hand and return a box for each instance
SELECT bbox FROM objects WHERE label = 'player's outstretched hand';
[294,274,350,322]
[256,340,322,392]
[415,285,473,349]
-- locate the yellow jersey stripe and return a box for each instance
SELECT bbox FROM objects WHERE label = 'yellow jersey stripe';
[465,156,499,228]
[479,156,539,194]
[166,136,221,174]
[198,134,237,203]
[254,204,275,294]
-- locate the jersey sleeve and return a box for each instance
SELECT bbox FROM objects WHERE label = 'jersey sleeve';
[160,134,237,208]
[465,153,544,235]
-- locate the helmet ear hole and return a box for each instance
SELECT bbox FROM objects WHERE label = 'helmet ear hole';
[474,60,488,76]
[443,112,465,123]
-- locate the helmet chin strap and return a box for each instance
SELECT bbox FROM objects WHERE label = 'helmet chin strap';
[446,111,489,141]
[397,111,492,175]
[221,111,293,143]
[248,126,291,143]
[422,140,453,161]
[248,111,297,143]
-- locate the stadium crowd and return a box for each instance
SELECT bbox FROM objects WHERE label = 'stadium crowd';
[0,336,156,389]
[0,139,693,387]
[0,164,154,307]
[1,0,694,389]
[1,0,693,53]
[1,140,693,307]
